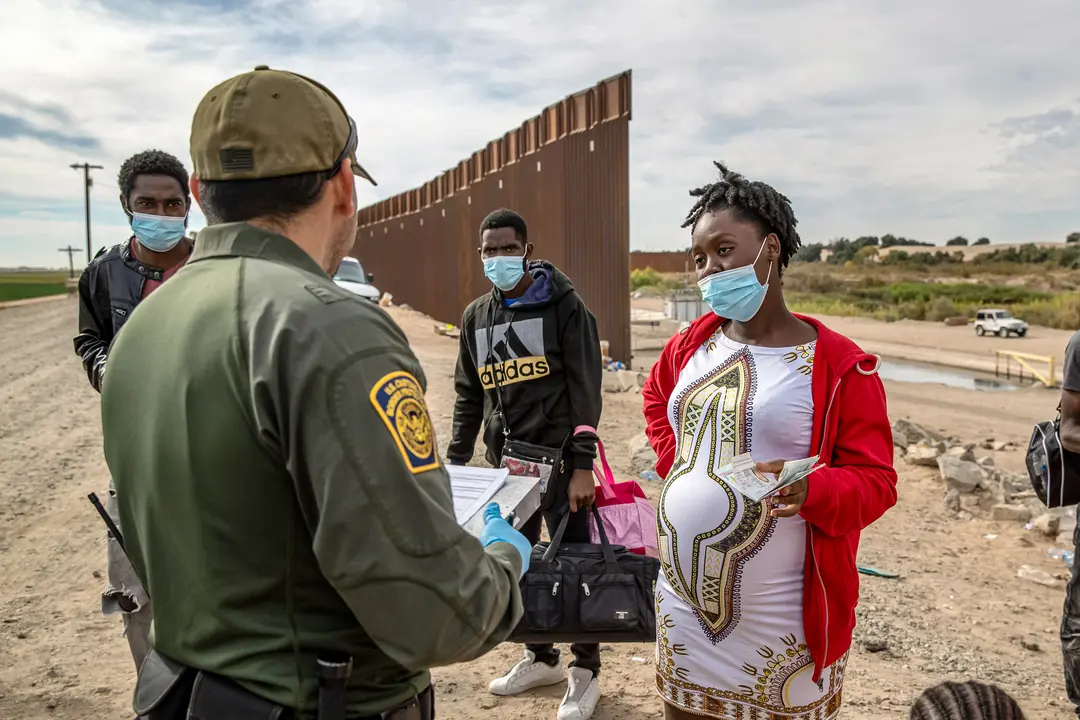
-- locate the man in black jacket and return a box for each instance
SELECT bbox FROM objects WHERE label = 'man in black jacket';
[72,149,193,674]
[448,208,604,720]
[74,149,194,393]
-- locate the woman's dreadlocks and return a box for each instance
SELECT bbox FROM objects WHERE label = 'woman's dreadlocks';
[909,681,1026,720]
[682,161,801,272]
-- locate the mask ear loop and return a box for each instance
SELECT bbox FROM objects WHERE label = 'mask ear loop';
[753,235,774,288]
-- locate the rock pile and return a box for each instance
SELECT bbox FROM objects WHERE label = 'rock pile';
[602,369,647,394]
[893,419,1068,539]
[627,432,657,476]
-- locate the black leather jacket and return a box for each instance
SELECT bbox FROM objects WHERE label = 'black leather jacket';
[73,239,178,392]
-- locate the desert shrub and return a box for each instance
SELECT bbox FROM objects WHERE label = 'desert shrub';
[631,267,663,290]
[926,297,959,322]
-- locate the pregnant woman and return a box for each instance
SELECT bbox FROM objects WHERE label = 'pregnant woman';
[642,162,898,719]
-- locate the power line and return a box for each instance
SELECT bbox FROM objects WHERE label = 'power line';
[71,163,104,265]
[58,245,82,279]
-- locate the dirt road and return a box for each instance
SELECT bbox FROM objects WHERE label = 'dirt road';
[0,298,1074,719]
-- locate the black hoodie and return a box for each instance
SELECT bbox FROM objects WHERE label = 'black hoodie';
[448,261,603,474]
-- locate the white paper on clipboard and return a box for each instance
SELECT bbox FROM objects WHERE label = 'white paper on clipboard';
[447,465,509,525]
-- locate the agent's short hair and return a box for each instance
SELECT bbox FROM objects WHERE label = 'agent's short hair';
[197,173,328,226]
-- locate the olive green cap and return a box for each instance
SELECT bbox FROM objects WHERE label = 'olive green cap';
[190,65,376,186]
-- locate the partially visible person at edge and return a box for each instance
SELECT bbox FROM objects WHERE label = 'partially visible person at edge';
[909,681,1026,720]
[447,208,605,720]
[1057,330,1080,716]
[99,66,530,719]
[72,148,193,673]
[641,162,898,720]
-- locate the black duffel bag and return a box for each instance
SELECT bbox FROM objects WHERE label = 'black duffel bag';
[1027,411,1080,508]
[510,505,660,645]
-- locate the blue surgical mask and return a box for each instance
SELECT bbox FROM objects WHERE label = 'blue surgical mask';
[484,255,526,292]
[131,212,187,253]
[698,239,772,322]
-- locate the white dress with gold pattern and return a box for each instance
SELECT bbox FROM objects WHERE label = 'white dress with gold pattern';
[654,331,846,719]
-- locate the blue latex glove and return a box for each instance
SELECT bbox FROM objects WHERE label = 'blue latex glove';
[479,502,532,578]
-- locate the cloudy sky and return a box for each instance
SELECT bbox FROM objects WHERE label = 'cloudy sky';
[2,0,1080,268]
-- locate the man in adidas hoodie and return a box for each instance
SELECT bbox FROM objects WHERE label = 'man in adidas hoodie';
[448,208,604,720]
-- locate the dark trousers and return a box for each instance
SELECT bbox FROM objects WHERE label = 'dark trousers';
[1065,520,1080,715]
[519,508,602,676]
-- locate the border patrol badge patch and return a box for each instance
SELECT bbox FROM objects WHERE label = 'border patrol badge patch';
[369,371,439,474]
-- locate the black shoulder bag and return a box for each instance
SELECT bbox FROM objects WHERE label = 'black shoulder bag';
[484,300,571,510]
[1026,406,1080,508]
[510,505,660,644]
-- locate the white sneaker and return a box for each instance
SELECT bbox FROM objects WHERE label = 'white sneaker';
[557,667,600,720]
[488,650,565,696]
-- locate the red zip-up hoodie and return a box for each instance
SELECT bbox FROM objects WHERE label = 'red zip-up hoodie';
[642,312,898,683]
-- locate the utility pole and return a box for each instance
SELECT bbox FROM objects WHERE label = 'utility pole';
[71,162,104,265]
[58,245,82,279]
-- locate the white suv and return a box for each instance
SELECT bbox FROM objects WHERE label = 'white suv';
[333,257,380,302]
[974,308,1028,337]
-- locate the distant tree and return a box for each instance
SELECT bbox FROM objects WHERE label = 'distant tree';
[880,234,933,248]
[946,236,969,247]
[792,243,823,263]
[854,245,879,265]
[1067,232,1080,244]
[825,237,854,264]
[973,237,990,246]
[855,236,880,247]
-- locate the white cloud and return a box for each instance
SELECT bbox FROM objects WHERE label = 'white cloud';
[2,0,1080,267]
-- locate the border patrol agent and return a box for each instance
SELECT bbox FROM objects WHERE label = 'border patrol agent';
[100,66,531,719]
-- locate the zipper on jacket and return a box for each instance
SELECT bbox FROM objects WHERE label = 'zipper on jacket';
[811,377,842,680]
[809,523,829,685]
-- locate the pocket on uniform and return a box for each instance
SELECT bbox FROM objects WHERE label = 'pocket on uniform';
[578,573,641,632]
[523,573,564,632]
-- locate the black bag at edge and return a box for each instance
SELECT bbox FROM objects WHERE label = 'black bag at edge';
[509,506,660,645]
[1026,414,1080,508]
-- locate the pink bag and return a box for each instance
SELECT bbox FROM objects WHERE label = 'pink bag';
[577,426,659,558]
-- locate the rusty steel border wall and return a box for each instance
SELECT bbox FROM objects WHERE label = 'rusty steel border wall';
[355,71,633,363]
[630,251,692,274]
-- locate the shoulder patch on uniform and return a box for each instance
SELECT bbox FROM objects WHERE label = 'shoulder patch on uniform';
[304,284,352,305]
[369,371,439,474]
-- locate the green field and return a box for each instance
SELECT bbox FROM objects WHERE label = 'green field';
[0,272,73,303]
[631,260,1080,330]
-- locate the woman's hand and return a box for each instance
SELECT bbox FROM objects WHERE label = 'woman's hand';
[756,460,809,518]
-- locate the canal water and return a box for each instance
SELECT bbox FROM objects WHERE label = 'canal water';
[878,359,1018,392]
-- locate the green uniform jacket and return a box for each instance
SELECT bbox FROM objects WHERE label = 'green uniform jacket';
[100,223,523,717]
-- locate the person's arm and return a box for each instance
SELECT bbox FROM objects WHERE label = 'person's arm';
[256,308,522,671]
[1059,334,1080,452]
[562,297,603,470]
[642,335,679,478]
[447,307,484,465]
[72,266,110,393]
[798,367,898,537]
[1061,391,1080,453]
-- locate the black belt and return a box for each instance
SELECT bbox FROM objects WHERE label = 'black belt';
[275,686,434,720]
[356,685,434,720]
